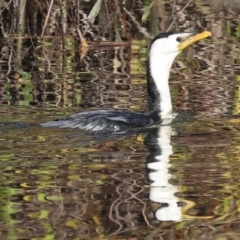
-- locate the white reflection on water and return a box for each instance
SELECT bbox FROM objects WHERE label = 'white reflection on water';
[146,126,182,221]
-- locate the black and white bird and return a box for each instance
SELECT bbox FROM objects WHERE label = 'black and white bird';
[41,31,212,132]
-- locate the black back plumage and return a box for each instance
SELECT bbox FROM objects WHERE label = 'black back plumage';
[41,109,160,131]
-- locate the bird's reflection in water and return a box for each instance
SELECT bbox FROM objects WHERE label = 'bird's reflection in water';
[144,125,183,221]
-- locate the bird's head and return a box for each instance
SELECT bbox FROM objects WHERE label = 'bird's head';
[149,31,212,64]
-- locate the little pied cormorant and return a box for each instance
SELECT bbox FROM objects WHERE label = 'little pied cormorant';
[41,31,212,132]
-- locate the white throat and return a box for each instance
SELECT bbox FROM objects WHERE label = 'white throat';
[149,45,180,119]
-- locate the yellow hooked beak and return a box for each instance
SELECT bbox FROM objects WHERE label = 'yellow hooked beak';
[178,31,212,51]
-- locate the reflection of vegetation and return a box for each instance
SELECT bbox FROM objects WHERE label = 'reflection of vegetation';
[2,119,240,238]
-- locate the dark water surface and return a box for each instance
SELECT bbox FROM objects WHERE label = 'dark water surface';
[1,0,240,239]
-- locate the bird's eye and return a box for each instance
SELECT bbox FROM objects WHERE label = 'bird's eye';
[176,37,182,42]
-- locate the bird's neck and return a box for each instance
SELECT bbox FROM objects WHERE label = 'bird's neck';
[147,52,178,120]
